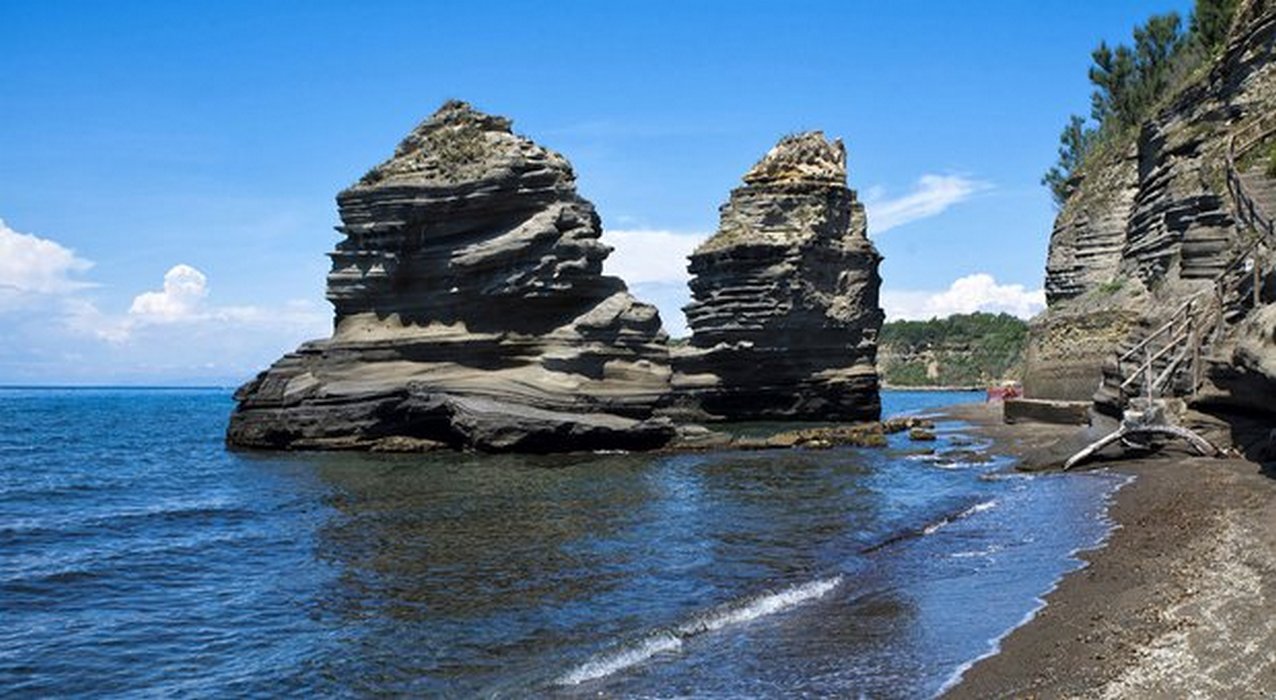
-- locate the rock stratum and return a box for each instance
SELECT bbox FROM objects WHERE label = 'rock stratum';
[1025,0,1276,451]
[227,101,676,453]
[673,132,884,421]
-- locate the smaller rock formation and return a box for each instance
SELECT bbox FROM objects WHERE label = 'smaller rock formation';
[673,132,883,422]
[227,101,675,453]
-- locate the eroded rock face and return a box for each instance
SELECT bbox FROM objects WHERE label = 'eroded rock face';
[1025,0,1276,418]
[673,132,883,421]
[227,101,675,452]
[1043,145,1140,305]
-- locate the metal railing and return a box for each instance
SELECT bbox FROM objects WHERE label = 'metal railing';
[1226,111,1276,239]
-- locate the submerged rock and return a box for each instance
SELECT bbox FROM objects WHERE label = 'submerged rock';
[908,427,937,442]
[673,132,884,421]
[227,101,675,453]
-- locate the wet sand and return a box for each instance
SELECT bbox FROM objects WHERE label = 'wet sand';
[940,402,1276,699]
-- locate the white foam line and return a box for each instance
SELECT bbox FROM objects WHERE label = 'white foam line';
[677,576,843,635]
[922,499,998,536]
[557,633,683,686]
[556,576,843,687]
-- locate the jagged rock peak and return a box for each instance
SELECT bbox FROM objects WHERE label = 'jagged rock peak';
[742,131,847,186]
[228,100,677,454]
[355,100,572,188]
[674,130,882,423]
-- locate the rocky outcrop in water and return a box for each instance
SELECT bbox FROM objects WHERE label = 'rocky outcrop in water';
[673,132,883,421]
[227,101,676,452]
[1025,0,1276,445]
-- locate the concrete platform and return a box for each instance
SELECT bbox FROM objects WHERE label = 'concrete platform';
[1004,398,1092,426]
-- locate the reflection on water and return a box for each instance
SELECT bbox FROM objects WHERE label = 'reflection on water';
[0,389,1123,698]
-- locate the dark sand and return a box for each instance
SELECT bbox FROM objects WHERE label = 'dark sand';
[941,402,1276,699]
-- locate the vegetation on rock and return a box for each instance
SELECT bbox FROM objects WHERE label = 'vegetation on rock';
[879,313,1028,387]
[1042,0,1241,206]
[1097,276,1128,295]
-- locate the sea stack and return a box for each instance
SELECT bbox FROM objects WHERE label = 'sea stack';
[227,101,675,452]
[674,132,884,421]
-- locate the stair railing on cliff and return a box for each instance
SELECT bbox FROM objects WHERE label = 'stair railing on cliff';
[1113,291,1218,403]
[1226,111,1276,241]
[1110,114,1276,406]
[1223,111,1276,312]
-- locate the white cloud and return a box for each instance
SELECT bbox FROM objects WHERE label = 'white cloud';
[128,264,209,322]
[866,175,988,234]
[0,219,93,301]
[69,263,327,344]
[882,273,1045,321]
[603,229,705,284]
[0,218,330,384]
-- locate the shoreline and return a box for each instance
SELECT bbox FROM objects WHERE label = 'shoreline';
[938,402,1276,698]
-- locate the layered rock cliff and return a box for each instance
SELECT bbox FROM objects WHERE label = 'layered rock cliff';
[673,133,883,421]
[228,101,676,452]
[1026,0,1276,442]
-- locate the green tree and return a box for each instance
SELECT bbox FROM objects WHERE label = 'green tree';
[1088,14,1183,131]
[1089,41,1139,128]
[1044,6,1230,207]
[1131,13,1185,111]
[1043,115,1098,207]
[879,312,1030,387]
[1191,0,1240,54]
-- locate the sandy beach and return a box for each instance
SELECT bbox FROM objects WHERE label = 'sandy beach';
[942,402,1276,698]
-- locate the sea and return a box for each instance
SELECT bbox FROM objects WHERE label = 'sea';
[0,388,1126,698]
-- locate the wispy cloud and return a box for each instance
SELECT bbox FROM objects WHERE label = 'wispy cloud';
[882,273,1045,321]
[866,174,989,234]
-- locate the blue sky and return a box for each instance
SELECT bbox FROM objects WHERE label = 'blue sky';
[1,0,1191,385]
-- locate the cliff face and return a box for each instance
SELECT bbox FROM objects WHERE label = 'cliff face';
[673,133,883,421]
[1026,0,1276,432]
[228,101,676,452]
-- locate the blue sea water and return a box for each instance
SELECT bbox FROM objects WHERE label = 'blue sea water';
[0,388,1124,698]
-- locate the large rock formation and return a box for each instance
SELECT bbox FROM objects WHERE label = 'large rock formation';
[673,132,883,421]
[1025,0,1276,440]
[227,101,676,452]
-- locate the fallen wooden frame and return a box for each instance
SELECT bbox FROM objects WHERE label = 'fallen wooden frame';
[1063,424,1225,470]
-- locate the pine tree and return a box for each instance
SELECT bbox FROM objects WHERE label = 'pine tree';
[1042,4,1236,207]
[1191,0,1240,54]
[1042,116,1097,207]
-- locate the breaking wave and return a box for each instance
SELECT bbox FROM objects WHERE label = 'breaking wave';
[923,499,998,535]
[557,575,843,686]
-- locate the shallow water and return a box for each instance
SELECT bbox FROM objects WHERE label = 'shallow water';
[0,389,1123,697]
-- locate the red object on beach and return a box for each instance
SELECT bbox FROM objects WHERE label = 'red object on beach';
[987,382,1022,402]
